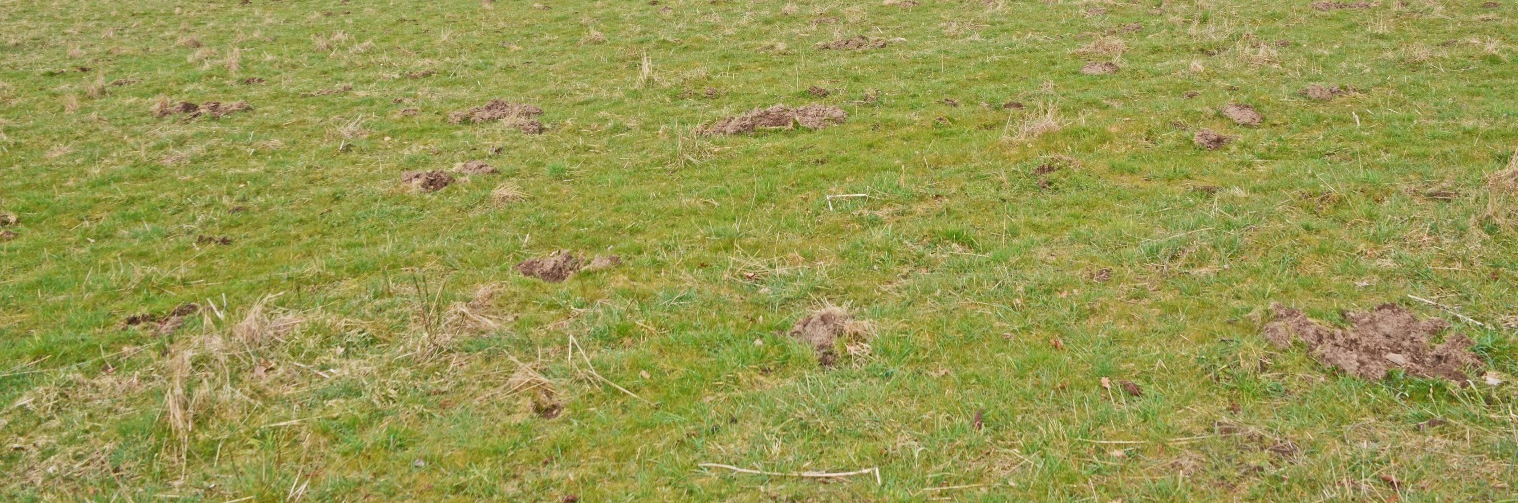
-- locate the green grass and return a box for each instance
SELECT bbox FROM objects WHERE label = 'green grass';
[2,0,1516,500]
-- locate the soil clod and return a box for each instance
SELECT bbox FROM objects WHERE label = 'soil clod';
[402,170,454,192]
[816,35,889,50]
[515,251,621,282]
[1262,303,1482,383]
[448,100,545,134]
[124,303,200,335]
[1221,103,1263,126]
[1194,129,1233,150]
[700,104,847,135]
[788,306,871,368]
[1301,84,1351,101]
[453,160,498,175]
[1080,61,1120,75]
[154,99,251,119]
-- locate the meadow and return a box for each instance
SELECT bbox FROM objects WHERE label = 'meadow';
[1,0,1516,500]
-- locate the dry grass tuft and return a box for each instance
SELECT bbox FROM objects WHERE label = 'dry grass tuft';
[1484,149,1518,228]
[232,295,302,348]
[1075,37,1126,58]
[1007,104,1063,142]
[491,182,526,204]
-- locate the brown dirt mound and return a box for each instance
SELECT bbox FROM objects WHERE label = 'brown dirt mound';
[402,170,454,192]
[453,160,498,175]
[700,104,847,135]
[448,100,545,134]
[1194,129,1233,150]
[515,251,621,282]
[1222,103,1263,126]
[154,100,251,119]
[816,36,888,50]
[1312,1,1374,10]
[1302,84,1351,101]
[125,303,199,335]
[788,306,871,367]
[1263,303,1481,383]
[1080,62,1120,75]
[0,230,16,241]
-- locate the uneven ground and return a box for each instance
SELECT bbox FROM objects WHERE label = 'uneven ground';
[2,0,1517,500]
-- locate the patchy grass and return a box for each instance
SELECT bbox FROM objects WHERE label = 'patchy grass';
[2,0,1516,500]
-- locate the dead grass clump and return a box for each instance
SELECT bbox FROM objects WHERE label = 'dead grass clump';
[1302,84,1352,101]
[232,296,302,348]
[491,182,526,204]
[1312,1,1375,10]
[1484,149,1518,228]
[1009,105,1063,142]
[699,104,847,135]
[1075,37,1126,59]
[789,305,874,367]
[501,363,563,419]
[453,160,498,175]
[153,98,251,119]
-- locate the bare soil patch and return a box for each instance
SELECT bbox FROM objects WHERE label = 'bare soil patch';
[402,170,454,192]
[700,104,847,135]
[124,303,199,335]
[1301,84,1352,101]
[0,230,15,241]
[154,99,251,119]
[1194,129,1233,150]
[453,160,498,175]
[515,251,621,282]
[788,306,871,367]
[448,100,545,134]
[807,86,831,98]
[1221,103,1263,126]
[196,235,232,246]
[1263,303,1481,383]
[817,36,888,50]
[1080,62,1120,75]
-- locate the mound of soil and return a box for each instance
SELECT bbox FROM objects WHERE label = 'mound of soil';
[1222,103,1263,126]
[453,160,498,175]
[125,303,199,335]
[516,251,621,282]
[448,100,545,134]
[1312,1,1374,10]
[1301,84,1351,101]
[402,170,454,192]
[155,100,251,119]
[1194,129,1233,150]
[788,306,870,367]
[700,104,847,135]
[1263,304,1481,383]
[816,36,888,50]
[1080,62,1120,75]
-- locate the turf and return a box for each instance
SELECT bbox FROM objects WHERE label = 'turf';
[2,0,1516,500]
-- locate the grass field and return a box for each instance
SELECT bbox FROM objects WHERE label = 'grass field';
[2,0,1517,500]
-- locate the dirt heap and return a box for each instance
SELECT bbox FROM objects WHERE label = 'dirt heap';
[1262,304,1481,383]
[1080,62,1120,75]
[515,251,620,282]
[1222,104,1263,126]
[453,160,498,175]
[448,100,545,134]
[816,36,889,50]
[125,303,199,336]
[1301,84,1352,101]
[700,104,847,135]
[402,170,454,192]
[154,100,251,119]
[1194,129,1233,150]
[788,306,871,367]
